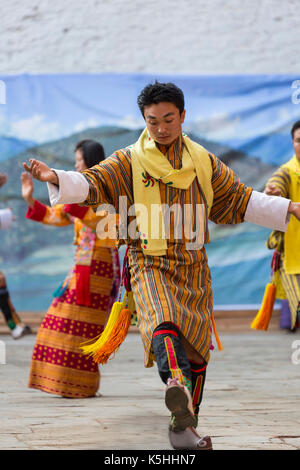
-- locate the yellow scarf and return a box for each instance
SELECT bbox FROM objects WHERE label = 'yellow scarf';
[282,155,300,274]
[131,128,213,255]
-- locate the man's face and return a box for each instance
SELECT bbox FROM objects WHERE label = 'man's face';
[143,102,186,146]
[293,128,300,161]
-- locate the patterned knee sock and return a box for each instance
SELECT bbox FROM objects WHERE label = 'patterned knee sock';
[152,322,192,394]
[190,361,207,425]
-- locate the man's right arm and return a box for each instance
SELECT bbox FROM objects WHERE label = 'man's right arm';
[47,170,90,206]
[23,150,132,210]
[23,159,89,206]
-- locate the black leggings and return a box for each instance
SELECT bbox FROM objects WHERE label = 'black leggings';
[0,287,16,329]
[152,322,207,416]
[152,322,193,392]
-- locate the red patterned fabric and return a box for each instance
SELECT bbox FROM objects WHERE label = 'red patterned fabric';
[63,204,89,219]
[32,344,99,372]
[26,200,47,222]
[41,314,104,339]
[75,265,92,307]
[27,200,121,398]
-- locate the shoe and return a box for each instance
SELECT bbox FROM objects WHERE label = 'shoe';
[168,426,213,450]
[165,378,197,431]
[11,324,32,339]
[23,325,32,335]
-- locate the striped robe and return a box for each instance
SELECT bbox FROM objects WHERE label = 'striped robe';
[82,134,252,367]
[266,166,300,328]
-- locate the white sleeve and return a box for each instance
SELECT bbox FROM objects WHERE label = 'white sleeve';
[244,190,290,232]
[0,208,13,229]
[47,170,90,206]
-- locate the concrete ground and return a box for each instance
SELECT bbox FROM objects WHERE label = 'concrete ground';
[0,327,300,451]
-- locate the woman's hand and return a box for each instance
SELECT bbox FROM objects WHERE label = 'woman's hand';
[0,173,8,188]
[21,172,35,208]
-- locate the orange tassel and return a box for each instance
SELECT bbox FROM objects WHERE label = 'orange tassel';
[211,313,224,351]
[251,282,276,331]
[81,306,132,364]
[93,308,131,364]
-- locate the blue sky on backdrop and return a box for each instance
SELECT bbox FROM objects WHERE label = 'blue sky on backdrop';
[1,73,300,165]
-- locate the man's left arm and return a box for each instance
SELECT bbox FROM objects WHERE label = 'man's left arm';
[209,153,299,231]
[244,190,293,231]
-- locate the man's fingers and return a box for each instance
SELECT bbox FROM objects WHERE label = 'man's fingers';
[23,162,32,172]
[23,159,38,172]
[265,184,281,196]
[23,160,42,180]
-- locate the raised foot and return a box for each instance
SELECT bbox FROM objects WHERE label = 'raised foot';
[165,378,196,431]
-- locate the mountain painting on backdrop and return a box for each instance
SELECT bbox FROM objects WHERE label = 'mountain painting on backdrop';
[0,73,299,310]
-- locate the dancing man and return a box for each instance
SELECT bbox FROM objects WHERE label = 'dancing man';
[264,120,300,331]
[23,82,300,449]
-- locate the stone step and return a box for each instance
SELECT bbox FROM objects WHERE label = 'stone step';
[0,308,281,335]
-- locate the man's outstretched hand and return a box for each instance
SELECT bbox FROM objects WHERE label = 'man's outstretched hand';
[265,183,282,197]
[264,184,300,222]
[23,159,58,185]
[288,202,300,221]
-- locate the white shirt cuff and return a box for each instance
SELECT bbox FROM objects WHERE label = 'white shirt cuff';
[47,170,90,206]
[244,190,290,232]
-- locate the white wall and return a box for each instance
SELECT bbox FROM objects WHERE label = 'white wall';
[1,0,299,74]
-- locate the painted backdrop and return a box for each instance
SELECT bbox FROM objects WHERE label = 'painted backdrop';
[0,73,300,310]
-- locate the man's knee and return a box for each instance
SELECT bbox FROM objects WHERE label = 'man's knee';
[153,322,180,337]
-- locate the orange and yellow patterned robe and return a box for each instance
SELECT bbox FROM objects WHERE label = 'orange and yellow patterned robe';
[81,135,252,367]
[27,201,120,397]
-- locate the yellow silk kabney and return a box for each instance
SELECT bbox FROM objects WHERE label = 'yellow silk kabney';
[281,155,300,274]
[131,128,213,256]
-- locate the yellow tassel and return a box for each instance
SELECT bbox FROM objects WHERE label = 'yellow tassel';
[251,282,276,331]
[211,313,224,351]
[81,296,131,364]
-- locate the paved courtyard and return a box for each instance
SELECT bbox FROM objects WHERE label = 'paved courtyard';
[0,329,299,450]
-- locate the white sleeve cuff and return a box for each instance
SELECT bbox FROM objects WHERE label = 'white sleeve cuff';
[244,190,290,232]
[47,170,90,206]
[0,208,13,229]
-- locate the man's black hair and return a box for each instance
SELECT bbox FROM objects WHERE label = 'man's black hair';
[75,140,105,168]
[291,120,300,139]
[137,81,185,117]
